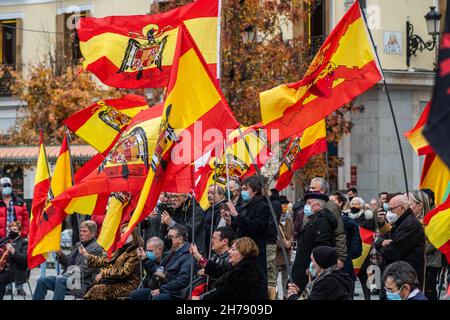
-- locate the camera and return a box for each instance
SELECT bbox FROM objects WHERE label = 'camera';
[158,202,173,214]
[220,203,230,212]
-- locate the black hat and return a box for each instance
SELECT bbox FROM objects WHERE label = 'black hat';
[303,192,329,203]
[279,195,289,204]
[312,246,337,269]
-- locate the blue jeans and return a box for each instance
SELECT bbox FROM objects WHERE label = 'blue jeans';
[33,275,68,300]
[130,288,152,300]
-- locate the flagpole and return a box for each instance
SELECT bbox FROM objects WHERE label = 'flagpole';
[138,222,144,288]
[360,6,409,195]
[189,187,196,299]
[217,0,222,84]
[224,139,231,202]
[325,150,330,192]
[267,137,298,187]
[65,129,85,297]
[237,127,292,283]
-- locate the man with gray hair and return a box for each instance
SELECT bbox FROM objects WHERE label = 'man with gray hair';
[33,220,104,300]
[375,194,425,288]
[291,192,338,291]
[383,261,427,300]
[308,177,348,268]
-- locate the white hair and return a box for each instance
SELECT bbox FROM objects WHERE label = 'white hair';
[148,237,164,250]
[311,177,329,193]
[351,197,365,208]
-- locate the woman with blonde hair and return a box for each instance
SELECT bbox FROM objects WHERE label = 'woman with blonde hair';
[201,237,269,300]
[409,190,442,300]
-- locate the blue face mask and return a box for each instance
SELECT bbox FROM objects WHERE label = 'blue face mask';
[309,261,317,279]
[386,291,402,300]
[383,202,389,211]
[304,205,313,217]
[2,187,12,196]
[146,251,156,262]
[241,190,250,201]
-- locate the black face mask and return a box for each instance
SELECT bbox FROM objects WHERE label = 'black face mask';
[350,207,360,214]
[8,231,19,239]
[164,237,173,250]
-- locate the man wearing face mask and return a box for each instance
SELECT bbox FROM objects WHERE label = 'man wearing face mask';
[0,177,29,240]
[374,195,425,291]
[0,221,28,300]
[287,246,354,300]
[308,177,347,270]
[129,237,165,300]
[204,186,227,255]
[383,261,428,300]
[291,192,338,291]
[227,179,244,213]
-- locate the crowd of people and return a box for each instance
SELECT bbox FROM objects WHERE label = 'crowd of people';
[0,174,449,301]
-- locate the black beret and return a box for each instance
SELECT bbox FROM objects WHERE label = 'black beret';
[279,195,289,204]
[303,192,329,203]
[312,246,338,269]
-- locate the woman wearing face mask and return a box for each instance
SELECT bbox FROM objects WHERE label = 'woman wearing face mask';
[81,224,143,300]
[201,237,269,300]
[0,222,27,300]
[409,190,442,300]
[343,197,376,300]
[0,177,29,240]
[287,246,354,300]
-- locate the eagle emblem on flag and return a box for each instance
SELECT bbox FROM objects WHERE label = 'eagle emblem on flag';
[118,25,172,80]
[94,101,132,132]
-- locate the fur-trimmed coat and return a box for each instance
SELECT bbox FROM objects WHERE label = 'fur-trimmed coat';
[84,243,140,300]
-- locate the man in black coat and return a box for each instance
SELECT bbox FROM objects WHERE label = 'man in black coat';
[161,193,206,255]
[0,221,27,300]
[375,194,425,287]
[204,185,227,256]
[288,246,354,300]
[222,176,271,278]
[291,192,338,291]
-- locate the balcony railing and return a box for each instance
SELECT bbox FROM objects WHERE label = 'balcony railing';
[0,65,15,97]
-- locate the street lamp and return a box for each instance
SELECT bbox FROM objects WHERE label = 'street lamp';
[406,6,442,68]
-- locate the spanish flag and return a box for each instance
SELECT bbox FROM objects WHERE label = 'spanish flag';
[275,120,327,191]
[51,104,164,217]
[194,126,271,210]
[32,133,73,258]
[420,152,450,206]
[423,196,450,263]
[28,131,51,269]
[404,101,433,156]
[78,0,218,88]
[64,94,149,155]
[353,227,375,275]
[117,23,239,247]
[259,1,382,142]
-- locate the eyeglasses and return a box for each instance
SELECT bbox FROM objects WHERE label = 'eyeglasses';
[384,284,404,294]
[167,234,180,240]
[388,205,402,211]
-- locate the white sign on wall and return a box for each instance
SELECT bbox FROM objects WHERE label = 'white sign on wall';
[383,32,402,55]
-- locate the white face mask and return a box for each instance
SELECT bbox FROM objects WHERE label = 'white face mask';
[386,211,398,224]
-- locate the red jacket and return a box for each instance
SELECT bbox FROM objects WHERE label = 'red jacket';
[0,196,30,239]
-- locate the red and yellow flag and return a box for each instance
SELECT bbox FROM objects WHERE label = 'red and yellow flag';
[404,101,433,156]
[194,126,272,210]
[32,134,73,259]
[423,196,450,263]
[275,120,327,191]
[353,227,375,275]
[64,94,149,155]
[78,0,218,88]
[259,1,382,142]
[28,131,51,269]
[116,23,239,248]
[420,152,450,206]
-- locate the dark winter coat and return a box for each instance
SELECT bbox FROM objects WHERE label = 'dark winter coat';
[231,195,271,275]
[342,215,363,281]
[375,209,425,287]
[4,237,28,285]
[201,257,269,300]
[266,197,282,244]
[307,269,355,300]
[162,198,206,255]
[204,199,226,254]
[0,196,29,238]
[204,250,232,289]
[292,208,338,290]
[159,242,197,299]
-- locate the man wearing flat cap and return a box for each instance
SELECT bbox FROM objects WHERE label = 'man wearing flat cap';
[291,192,338,291]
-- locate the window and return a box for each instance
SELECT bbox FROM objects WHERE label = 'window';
[56,10,88,73]
[0,20,16,67]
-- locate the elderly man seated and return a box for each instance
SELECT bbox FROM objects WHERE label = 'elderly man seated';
[33,221,103,300]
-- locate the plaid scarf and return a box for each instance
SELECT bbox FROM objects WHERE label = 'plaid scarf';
[6,199,15,231]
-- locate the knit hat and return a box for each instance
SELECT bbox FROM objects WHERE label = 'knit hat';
[312,246,337,269]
